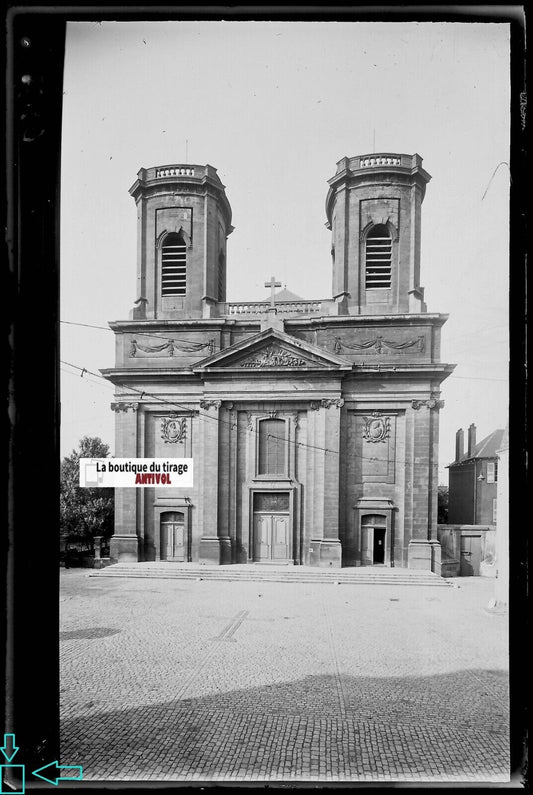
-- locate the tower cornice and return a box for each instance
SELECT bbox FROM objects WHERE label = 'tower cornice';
[129,163,232,229]
[325,152,431,227]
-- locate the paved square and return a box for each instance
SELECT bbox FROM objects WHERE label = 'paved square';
[60,571,509,783]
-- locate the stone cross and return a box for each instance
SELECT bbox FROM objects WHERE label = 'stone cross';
[265,276,282,308]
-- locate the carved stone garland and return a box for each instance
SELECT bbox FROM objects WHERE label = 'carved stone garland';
[333,335,425,354]
[130,338,214,357]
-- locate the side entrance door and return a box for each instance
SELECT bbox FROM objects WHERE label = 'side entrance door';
[460,534,482,576]
[252,492,290,562]
[160,511,186,561]
[373,527,386,564]
[360,514,387,566]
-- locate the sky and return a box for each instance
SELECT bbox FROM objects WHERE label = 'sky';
[60,20,510,483]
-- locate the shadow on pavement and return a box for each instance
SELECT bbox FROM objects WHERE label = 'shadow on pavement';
[60,668,509,782]
[60,627,122,640]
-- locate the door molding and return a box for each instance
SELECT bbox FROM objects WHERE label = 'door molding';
[243,483,302,563]
[355,498,395,566]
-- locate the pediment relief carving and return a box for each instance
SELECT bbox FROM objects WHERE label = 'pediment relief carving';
[194,329,349,371]
[237,344,309,368]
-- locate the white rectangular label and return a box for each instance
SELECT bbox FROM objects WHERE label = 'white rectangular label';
[79,458,193,488]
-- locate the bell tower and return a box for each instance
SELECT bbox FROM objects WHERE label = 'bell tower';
[128,163,233,319]
[325,153,431,314]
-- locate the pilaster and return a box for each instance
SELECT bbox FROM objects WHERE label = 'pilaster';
[110,402,140,562]
[407,398,443,572]
[309,399,343,567]
[198,401,231,563]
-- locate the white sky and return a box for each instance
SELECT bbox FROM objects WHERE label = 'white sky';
[60,20,510,482]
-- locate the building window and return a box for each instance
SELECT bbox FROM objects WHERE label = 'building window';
[361,513,387,528]
[487,461,498,483]
[492,498,497,523]
[161,232,187,296]
[253,492,290,512]
[365,224,392,289]
[161,510,184,526]
[258,419,286,475]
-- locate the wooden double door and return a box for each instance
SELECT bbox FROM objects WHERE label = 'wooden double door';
[252,492,290,562]
[160,511,186,561]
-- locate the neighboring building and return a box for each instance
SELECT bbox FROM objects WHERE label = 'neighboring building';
[102,153,455,571]
[438,424,504,577]
[447,424,505,525]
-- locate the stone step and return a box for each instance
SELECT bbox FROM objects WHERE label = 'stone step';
[90,563,450,587]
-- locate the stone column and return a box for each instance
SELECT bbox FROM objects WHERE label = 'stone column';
[109,403,140,562]
[198,400,231,564]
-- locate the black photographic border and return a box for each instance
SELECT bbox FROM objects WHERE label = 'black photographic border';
[4,3,527,790]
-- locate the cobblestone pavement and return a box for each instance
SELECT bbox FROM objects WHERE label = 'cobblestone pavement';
[60,571,509,783]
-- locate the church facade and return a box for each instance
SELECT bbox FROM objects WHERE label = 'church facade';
[102,153,454,572]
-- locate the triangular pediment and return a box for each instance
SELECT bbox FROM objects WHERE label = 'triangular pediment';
[194,328,350,372]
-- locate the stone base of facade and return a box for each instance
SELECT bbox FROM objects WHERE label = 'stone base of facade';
[440,558,460,577]
[407,539,441,574]
[308,539,342,568]
[92,558,113,569]
[199,536,232,565]
[109,535,140,563]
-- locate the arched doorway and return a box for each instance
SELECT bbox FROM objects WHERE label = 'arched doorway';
[160,511,186,561]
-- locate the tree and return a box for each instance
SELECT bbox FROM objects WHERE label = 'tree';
[437,485,449,524]
[60,436,114,541]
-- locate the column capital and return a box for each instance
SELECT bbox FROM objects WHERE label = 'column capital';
[199,399,222,410]
[110,402,138,412]
[411,398,444,410]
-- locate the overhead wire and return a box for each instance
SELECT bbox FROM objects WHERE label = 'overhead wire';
[59,314,507,468]
[60,318,509,356]
[60,358,446,465]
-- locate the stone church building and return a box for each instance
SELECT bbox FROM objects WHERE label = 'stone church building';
[102,153,454,572]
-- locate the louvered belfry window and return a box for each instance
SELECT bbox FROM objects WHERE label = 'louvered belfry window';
[365,224,392,289]
[161,233,187,296]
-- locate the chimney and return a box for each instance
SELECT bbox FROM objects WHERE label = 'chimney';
[467,423,476,458]
[455,428,464,462]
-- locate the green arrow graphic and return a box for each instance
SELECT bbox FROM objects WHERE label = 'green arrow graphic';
[32,761,83,785]
[0,734,19,762]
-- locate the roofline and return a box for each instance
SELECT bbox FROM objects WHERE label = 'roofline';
[108,312,451,331]
[446,454,500,467]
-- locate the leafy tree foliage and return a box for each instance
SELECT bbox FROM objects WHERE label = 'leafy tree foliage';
[60,436,114,541]
[437,485,449,524]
